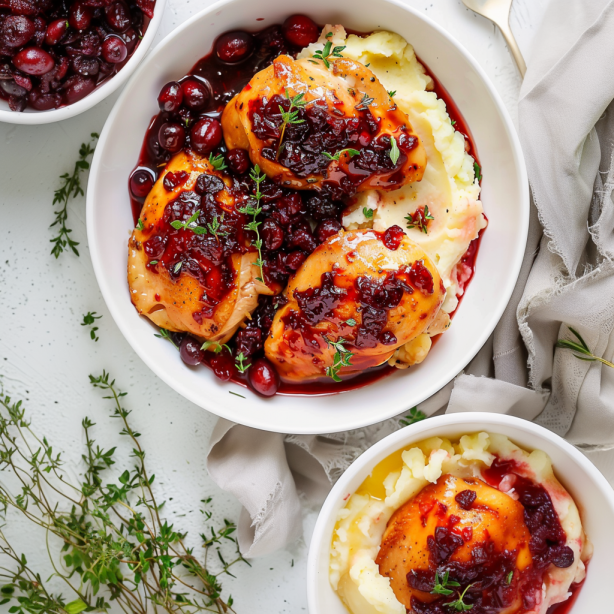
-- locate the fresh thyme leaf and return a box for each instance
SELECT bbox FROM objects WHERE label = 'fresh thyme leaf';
[173,261,182,274]
[388,90,396,98]
[238,165,266,283]
[405,204,434,234]
[451,119,457,126]
[363,207,374,219]
[324,336,354,382]
[201,340,230,354]
[50,132,98,259]
[431,571,460,596]
[0,372,247,614]
[322,148,360,161]
[556,326,614,368]
[154,327,179,349]
[400,406,427,426]
[207,212,228,241]
[507,571,514,584]
[136,217,144,231]
[312,39,346,69]
[474,162,482,182]
[354,92,375,111]
[235,352,251,373]
[81,311,102,342]
[446,584,474,611]
[345,318,357,326]
[229,391,246,399]
[170,209,208,235]
[149,259,158,265]
[208,152,228,171]
[389,135,400,165]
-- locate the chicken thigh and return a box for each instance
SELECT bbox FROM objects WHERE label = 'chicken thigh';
[264,228,444,382]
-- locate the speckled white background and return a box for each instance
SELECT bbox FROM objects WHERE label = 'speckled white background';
[1,0,613,612]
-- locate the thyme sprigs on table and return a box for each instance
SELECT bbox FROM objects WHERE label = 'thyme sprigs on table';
[556,326,614,368]
[238,166,266,283]
[0,372,247,614]
[50,133,98,259]
[400,406,426,426]
[81,311,102,342]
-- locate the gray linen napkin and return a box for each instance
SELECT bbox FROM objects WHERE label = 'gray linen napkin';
[207,0,614,557]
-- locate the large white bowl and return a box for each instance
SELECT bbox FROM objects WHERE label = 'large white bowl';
[87,0,529,434]
[307,413,614,613]
[0,0,167,125]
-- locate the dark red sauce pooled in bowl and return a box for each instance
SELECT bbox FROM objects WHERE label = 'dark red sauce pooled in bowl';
[128,16,485,396]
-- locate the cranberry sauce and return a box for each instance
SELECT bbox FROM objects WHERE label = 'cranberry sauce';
[128,17,482,396]
[408,459,578,614]
[0,1,155,112]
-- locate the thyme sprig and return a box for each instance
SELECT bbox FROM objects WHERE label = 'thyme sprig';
[154,328,179,349]
[446,584,474,611]
[474,162,482,182]
[81,311,102,342]
[405,205,435,234]
[50,133,98,258]
[323,148,360,161]
[201,341,230,354]
[170,210,208,235]
[309,33,345,69]
[0,372,248,614]
[400,406,427,426]
[276,89,307,160]
[208,153,227,171]
[324,336,354,382]
[354,93,374,111]
[234,353,251,374]
[556,326,614,368]
[363,207,374,219]
[238,166,266,283]
[431,570,460,597]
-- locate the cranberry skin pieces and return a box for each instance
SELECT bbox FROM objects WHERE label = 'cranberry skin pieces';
[105,1,131,33]
[12,47,55,76]
[158,122,186,153]
[157,81,183,113]
[102,35,128,63]
[409,260,435,294]
[315,218,342,243]
[286,250,306,271]
[45,18,69,46]
[382,225,406,251]
[130,168,155,199]
[455,489,477,510]
[281,15,319,48]
[248,358,280,397]
[226,148,250,174]
[181,78,209,111]
[216,31,254,63]
[1,15,35,48]
[69,1,93,31]
[190,117,222,155]
[179,336,204,367]
[261,219,284,251]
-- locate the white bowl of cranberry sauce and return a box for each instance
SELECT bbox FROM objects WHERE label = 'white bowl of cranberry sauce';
[308,413,614,614]
[0,0,165,123]
[87,0,528,434]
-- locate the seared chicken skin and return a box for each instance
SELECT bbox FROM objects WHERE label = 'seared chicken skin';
[264,228,443,382]
[221,54,426,195]
[128,150,271,343]
[376,475,533,613]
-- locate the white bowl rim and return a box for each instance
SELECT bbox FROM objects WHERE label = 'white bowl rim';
[87,0,530,434]
[0,0,167,125]
[306,412,614,612]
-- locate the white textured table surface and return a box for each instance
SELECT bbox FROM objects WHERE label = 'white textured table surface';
[2,0,612,612]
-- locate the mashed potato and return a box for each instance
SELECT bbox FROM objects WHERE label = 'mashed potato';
[299,27,486,319]
[329,433,591,614]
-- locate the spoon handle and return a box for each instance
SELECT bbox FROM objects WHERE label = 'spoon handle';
[499,20,527,76]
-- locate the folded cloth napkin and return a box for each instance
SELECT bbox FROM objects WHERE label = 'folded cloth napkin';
[207,0,614,557]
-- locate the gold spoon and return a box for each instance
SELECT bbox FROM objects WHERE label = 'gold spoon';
[462,0,527,76]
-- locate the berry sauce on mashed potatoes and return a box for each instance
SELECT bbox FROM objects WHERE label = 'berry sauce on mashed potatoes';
[329,433,591,614]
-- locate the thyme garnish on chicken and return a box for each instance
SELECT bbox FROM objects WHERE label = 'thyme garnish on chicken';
[324,336,354,382]
[322,148,360,161]
[276,89,307,159]
[309,32,346,69]
[238,166,266,283]
[389,135,400,165]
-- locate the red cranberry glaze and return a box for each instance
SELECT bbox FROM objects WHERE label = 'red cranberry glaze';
[129,17,484,395]
[408,460,579,614]
[0,0,156,112]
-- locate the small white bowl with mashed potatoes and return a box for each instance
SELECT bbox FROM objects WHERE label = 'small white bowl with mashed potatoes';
[308,413,614,614]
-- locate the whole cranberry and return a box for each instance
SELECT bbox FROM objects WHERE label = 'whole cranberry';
[248,357,280,397]
[158,81,183,113]
[0,80,27,98]
[226,148,250,174]
[261,219,284,251]
[0,15,35,48]
[45,18,69,46]
[290,226,317,252]
[382,225,406,251]
[190,117,222,155]
[102,35,127,63]
[130,168,155,199]
[285,250,306,271]
[181,77,209,111]
[179,336,204,366]
[105,1,131,33]
[71,55,99,77]
[315,218,342,243]
[209,352,236,381]
[158,122,186,153]
[281,15,319,48]
[62,74,95,104]
[13,47,55,75]
[215,31,254,63]
[28,88,61,110]
[69,1,94,31]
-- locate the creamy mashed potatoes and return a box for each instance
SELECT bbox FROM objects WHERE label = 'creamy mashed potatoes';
[329,433,591,614]
[299,28,487,363]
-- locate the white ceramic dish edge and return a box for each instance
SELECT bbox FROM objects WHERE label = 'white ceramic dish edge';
[307,413,614,613]
[0,0,167,125]
[87,0,529,434]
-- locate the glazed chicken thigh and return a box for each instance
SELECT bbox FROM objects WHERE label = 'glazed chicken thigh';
[128,150,271,343]
[264,228,444,382]
[221,53,426,196]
